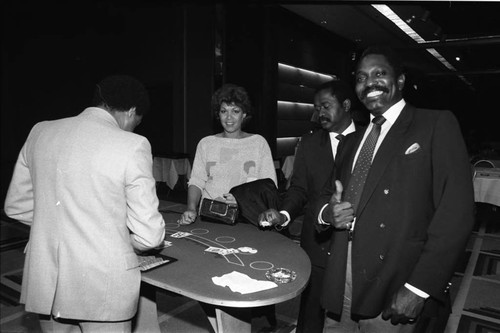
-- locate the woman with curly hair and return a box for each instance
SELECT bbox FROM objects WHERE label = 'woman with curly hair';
[178,84,277,225]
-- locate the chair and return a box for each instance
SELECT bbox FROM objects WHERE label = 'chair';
[473,160,495,168]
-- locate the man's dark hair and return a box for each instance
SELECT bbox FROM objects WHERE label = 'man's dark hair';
[211,83,253,121]
[92,75,150,115]
[315,79,356,107]
[359,46,404,78]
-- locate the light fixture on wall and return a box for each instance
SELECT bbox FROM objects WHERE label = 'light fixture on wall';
[278,63,336,82]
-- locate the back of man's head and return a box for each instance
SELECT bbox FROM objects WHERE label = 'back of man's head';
[92,75,150,115]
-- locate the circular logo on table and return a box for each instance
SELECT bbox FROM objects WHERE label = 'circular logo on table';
[215,236,236,243]
[250,261,274,270]
[190,228,209,235]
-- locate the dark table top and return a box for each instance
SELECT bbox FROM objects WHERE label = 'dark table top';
[141,201,311,308]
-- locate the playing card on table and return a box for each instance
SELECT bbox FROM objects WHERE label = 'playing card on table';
[205,246,224,253]
[218,249,231,255]
[170,231,192,238]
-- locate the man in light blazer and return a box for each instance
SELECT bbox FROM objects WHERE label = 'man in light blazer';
[317,46,474,332]
[259,80,357,333]
[4,75,166,332]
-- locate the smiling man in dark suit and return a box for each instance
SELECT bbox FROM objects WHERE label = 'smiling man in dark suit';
[259,79,357,333]
[317,46,474,332]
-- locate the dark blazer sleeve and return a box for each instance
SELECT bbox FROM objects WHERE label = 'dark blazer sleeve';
[407,110,474,298]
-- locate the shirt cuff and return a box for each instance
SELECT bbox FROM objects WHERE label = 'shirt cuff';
[279,210,291,227]
[404,283,430,299]
[317,204,330,225]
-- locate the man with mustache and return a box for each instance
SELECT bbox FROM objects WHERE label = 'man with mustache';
[259,79,357,333]
[316,46,474,332]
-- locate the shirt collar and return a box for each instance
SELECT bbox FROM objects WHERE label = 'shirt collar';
[82,107,120,128]
[341,120,356,136]
[369,98,406,126]
[329,120,356,139]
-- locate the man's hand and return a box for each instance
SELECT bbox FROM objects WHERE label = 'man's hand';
[322,180,354,230]
[178,210,197,225]
[258,209,284,228]
[382,286,425,325]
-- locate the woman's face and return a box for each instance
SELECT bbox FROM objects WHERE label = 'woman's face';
[219,102,246,134]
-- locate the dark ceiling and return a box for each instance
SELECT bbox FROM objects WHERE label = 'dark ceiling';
[282,2,500,141]
[283,2,500,94]
[2,1,499,140]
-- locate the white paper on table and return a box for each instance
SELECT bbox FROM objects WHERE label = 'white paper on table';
[212,271,278,294]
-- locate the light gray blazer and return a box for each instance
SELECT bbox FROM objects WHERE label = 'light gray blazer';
[5,107,166,321]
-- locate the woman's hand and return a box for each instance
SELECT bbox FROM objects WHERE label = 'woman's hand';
[178,210,197,225]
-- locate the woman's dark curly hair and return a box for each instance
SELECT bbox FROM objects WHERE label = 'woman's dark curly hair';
[211,84,253,122]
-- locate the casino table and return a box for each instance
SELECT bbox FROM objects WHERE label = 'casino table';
[134,201,311,333]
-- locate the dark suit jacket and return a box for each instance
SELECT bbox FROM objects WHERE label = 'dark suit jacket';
[230,178,280,226]
[282,128,343,267]
[317,105,474,318]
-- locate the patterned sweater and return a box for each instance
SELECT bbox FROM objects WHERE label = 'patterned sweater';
[188,134,277,201]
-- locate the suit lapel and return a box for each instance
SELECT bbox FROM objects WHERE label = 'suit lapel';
[356,105,415,216]
[321,130,334,163]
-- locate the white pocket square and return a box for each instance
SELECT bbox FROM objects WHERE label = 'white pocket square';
[405,143,421,155]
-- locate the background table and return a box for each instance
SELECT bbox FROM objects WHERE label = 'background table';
[473,167,500,207]
[136,201,311,333]
[281,155,295,189]
[153,156,191,190]
[281,155,295,181]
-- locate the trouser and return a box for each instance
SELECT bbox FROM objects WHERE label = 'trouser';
[39,314,132,333]
[323,242,417,333]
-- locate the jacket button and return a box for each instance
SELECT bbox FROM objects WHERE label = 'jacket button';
[327,252,331,256]
[379,254,385,260]
[384,189,389,195]
[380,223,386,228]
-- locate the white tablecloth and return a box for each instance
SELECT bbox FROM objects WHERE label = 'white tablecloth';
[153,157,191,190]
[473,168,500,207]
[282,156,295,180]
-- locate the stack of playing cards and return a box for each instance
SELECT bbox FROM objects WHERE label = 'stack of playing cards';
[204,246,257,255]
[137,254,177,271]
[205,247,237,255]
[170,231,192,238]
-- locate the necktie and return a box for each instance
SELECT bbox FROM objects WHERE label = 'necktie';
[343,116,386,214]
[335,134,344,142]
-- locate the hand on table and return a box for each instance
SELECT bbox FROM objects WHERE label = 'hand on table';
[381,285,425,325]
[178,210,197,225]
[258,209,285,228]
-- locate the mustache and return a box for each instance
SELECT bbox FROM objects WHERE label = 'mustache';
[362,85,389,97]
[318,115,331,123]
